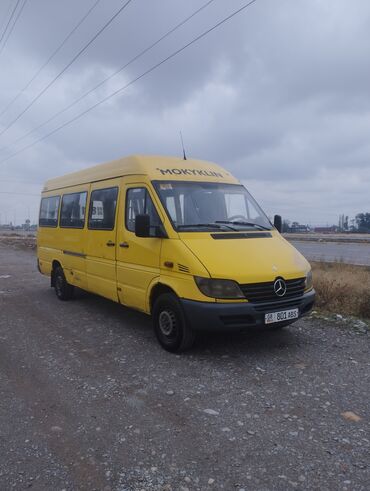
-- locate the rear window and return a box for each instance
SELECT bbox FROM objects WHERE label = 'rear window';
[39,196,60,227]
[88,187,118,230]
[60,191,87,228]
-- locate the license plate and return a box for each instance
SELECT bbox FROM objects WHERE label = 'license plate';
[265,308,299,324]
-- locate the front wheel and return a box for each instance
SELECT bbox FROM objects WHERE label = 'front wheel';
[153,293,195,352]
[54,266,74,301]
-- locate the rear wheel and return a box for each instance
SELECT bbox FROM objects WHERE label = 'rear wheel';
[54,266,74,301]
[153,293,195,352]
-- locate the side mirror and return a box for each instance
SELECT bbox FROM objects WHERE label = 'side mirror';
[274,214,282,233]
[135,214,150,237]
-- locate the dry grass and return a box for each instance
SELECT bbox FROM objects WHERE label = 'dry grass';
[312,261,370,319]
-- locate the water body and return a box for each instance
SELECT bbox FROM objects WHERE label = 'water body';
[290,240,370,266]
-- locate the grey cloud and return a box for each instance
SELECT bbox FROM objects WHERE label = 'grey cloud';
[1,0,370,226]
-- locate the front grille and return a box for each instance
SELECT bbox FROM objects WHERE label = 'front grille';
[253,298,301,312]
[240,277,305,303]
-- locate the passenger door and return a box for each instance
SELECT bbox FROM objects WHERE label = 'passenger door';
[116,182,163,312]
[86,179,120,301]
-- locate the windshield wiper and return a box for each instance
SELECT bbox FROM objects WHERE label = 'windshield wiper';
[177,223,222,229]
[177,223,240,231]
[215,220,271,231]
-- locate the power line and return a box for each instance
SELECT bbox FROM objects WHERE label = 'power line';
[0,0,134,139]
[0,177,41,184]
[0,0,28,57]
[0,0,17,44]
[0,0,102,118]
[0,0,216,154]
[0,190,39,196]
[0,0,259,165]
[0,0,22,47]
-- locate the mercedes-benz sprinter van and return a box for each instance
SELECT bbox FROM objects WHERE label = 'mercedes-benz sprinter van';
[37,155,315,352]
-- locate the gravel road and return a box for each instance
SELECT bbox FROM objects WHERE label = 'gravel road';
[0,244,369,491]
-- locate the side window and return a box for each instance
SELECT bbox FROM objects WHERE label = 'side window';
[39,196,60,227]
[60,191,87,228]
[126,188,161,236]
[88,187,118,230]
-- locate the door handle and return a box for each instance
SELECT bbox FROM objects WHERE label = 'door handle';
[106,241,115,247]
[119,242,129,248]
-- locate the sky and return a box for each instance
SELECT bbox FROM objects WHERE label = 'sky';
[0,0,369,226]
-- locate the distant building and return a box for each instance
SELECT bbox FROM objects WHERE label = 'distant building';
[22,219,31,231]
[283,221,310,233]
[313,226,338,233]
[288,224,310,233]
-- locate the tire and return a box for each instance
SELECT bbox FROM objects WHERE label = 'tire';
[54,266,74,301]
[153,293,195,352]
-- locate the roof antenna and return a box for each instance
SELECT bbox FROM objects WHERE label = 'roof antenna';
[180,131,187,160]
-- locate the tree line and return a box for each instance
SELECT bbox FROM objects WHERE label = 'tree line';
[355,213,370,232]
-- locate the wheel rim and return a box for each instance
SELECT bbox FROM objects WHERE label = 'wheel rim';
[55,274,63,296]
[158,309,177,337]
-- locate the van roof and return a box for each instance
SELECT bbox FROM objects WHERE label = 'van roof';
[43,154,239,192]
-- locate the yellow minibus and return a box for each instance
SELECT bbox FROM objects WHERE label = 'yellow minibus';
[37,155,315,351]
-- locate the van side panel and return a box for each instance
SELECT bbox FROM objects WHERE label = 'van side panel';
[37,192,63,277]
[62,251,87,290]
[38,243,63,276]
[85,178,121,302]
[116,178,162,312]
[38,186,90,290]
[58,185,89,290]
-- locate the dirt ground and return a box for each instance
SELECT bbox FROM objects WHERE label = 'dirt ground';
[0,244,369,491]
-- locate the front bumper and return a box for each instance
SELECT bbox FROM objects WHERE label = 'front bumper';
[180,289,315,331]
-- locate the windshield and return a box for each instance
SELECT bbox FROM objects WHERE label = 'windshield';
[153,181,272,231]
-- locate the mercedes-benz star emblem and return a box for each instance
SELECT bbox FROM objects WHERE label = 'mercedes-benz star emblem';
[273,278,287,297]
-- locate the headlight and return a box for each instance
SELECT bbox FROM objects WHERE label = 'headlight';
[194,276,244,299]
[305,270,313,290]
